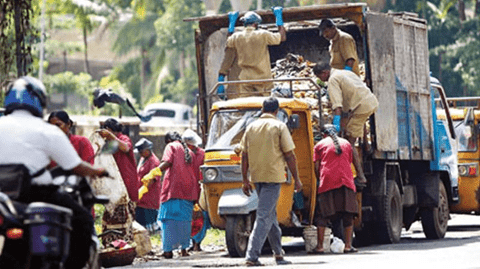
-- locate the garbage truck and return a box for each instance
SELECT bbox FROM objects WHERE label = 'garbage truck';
[186,3,459,255]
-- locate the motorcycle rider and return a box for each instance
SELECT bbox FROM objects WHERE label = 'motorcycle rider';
[0,76,108,269]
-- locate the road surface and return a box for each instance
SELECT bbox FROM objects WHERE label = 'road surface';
[111,213,480,269]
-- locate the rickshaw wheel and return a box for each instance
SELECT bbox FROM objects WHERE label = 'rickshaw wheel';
[226,214,251,257]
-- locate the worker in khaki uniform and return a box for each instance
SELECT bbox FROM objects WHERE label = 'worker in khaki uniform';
[314,62,378,185]
[240,97,302,266]
[217,8,287,99]
[318,19,360,77]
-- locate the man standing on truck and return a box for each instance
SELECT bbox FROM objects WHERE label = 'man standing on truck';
[318,19,360,77]
[240,97,303,266]
[217,8,287,99]
[314,62,378,185]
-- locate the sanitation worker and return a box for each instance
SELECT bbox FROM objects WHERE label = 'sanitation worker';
[318,18,360,76]
[217,8,287,99]
[314,62,378,186]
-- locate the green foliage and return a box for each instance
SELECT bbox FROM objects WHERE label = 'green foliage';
[113,14,158,56]
[159,64,198,106]
[154,0,204,54]
[201,228,226,246]
[152,0,204,106]
[107,58,143,105]
[96,76,139,117]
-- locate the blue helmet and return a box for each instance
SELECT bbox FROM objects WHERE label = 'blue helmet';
[240,11,262,26]
[4,76,47,117]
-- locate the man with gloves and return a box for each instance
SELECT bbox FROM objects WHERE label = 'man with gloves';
[217,8,287,99]
[314,62,378,186]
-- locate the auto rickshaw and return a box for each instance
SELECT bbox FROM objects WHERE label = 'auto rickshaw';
[199,78,323,257]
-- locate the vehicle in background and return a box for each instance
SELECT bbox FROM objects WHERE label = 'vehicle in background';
[139,102,194,128]
[189,3,459,256]
[437,95,480,215]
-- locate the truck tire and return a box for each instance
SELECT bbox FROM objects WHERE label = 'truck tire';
[353,222,375,247]
[421,180,449,239]
[375,180,403,243]
[226,215,251,257]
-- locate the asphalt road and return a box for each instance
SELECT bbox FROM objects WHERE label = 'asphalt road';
[111,213,480,269]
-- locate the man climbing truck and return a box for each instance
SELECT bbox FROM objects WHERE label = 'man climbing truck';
[186,3,459,255]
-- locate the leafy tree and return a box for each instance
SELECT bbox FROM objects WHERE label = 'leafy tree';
[153,0,205,107]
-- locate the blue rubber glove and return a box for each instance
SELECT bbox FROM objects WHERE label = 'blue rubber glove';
[218,74,226,100]
[228,11,239,34]
[272,7,284,26]
[333,115,341,133]
[344,65,352,71]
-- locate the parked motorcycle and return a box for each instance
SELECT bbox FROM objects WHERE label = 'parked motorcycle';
[0,166,109,269]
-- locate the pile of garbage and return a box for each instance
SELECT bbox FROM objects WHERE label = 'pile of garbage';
[271,53,332,138]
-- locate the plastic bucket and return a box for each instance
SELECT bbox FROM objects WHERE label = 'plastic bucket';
[303,226,331,253]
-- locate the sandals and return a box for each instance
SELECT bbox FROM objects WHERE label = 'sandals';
[245,260,263,267]
[180,249,190,257]
[161,251,173,259]
[344,247,358,253]
[307,249,325,255]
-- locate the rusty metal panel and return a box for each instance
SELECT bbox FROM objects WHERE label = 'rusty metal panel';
[392,18,433,160]
[365,12,398,152]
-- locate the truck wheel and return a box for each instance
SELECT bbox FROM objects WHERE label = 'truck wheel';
[421,180,449,239]
[376,180,403,243]
[226,215,251,257]
[353,222,374,247]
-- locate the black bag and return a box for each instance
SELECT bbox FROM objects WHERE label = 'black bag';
[0,164,32,200]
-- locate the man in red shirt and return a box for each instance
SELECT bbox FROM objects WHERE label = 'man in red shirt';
[313,124,358,253]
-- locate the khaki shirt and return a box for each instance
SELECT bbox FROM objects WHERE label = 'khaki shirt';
[330,29,360,76]
[328,69,378,113]
[226,27,281,93]
[240,113,295,183]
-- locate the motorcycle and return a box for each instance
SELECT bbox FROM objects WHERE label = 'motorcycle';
[0,165,110,269]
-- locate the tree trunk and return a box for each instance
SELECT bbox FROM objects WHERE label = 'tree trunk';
[63,50,68,72]
[140,48,146,105]
[179,51,185,78]
[459,0,466,21]
[83,26,90,74]
[475,0,480,17]
[14,0,24,76]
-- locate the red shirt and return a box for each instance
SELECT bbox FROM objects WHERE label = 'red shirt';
[69,134,95,165]
[50,134,95,167]
[137,153,161,209]
[160,141,197,203]
[313,136,356,194]
[112,133,139,202]
[192,147,205,198]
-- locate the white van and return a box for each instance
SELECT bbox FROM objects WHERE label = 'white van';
[140,102,194,128]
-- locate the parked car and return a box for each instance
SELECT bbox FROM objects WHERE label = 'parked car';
[140,102,194,126]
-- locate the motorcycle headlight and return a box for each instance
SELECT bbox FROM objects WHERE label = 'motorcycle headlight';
[204,168,218,181]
